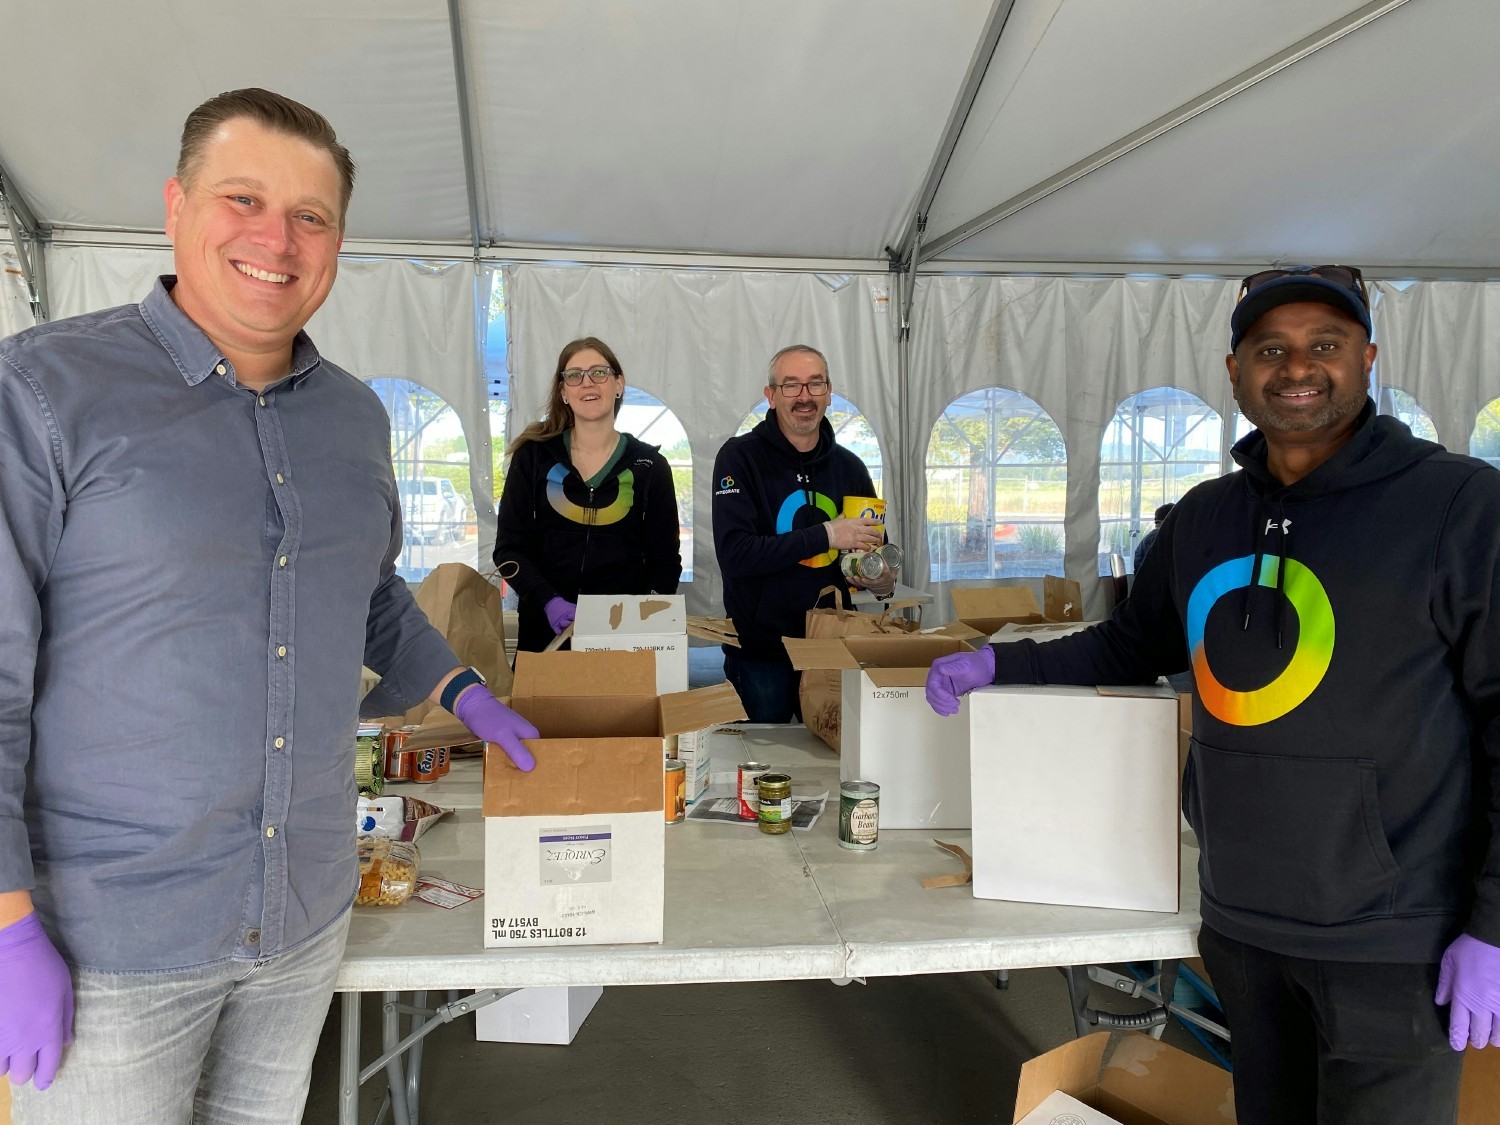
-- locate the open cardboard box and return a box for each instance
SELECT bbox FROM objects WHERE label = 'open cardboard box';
[939,576,1084,642]
[481,650,743,948]
[784,633,976,828]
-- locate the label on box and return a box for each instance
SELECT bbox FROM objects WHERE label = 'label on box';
[1015,1089,1121,1125]
[539,825,613,885]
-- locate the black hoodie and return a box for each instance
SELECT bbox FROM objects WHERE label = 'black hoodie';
[494,432,681,653]
[991,401,1500,963]
[712,416,877,661]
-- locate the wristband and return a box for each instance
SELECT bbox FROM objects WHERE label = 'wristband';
[440,667,486,712]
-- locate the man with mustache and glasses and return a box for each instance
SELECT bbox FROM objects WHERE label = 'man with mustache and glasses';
[927,267,1500,1124]
[712,344,892,723]
[0,88,536,1123]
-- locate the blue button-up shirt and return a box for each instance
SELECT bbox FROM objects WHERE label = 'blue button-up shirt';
[0,278,459,971]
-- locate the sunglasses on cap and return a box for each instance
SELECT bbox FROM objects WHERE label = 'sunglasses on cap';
[1238,265,1369,308]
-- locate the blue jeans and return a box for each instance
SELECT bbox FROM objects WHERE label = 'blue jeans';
[723,650,801,723]
[12,910,350,1125]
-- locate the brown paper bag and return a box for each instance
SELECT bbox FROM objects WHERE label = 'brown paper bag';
[385,563,513,728]
[798,586,919,752]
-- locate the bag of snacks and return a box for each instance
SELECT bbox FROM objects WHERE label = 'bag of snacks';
[355,837,420,907]
[356,795,450,842]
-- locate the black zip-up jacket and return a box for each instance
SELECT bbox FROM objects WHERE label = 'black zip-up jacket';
[494,432,681,653]
[712,416,877,662]
[990,401,1500,962]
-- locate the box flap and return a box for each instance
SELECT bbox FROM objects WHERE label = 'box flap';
[483,736,662,817]
[1461,1042,1500,1125]
[925,621,988,644]
[1095,683,1179,700]
[658,681,748,735]
[864,667,930,689]
[1014,1034,1109,1120]
[1044,575,1084,621]
[513,650,657,699]
[782,637,863,671]
[575,593,685,635]
[841,634,970,669]
[1096,1033,1235,1125]
[951,585,1041,620]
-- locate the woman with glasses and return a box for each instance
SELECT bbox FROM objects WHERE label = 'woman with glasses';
[494,337,682,654]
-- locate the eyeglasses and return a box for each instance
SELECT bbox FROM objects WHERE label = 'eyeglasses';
[1238,265,1368,308]
[772,378,831,399]
[560,366,616,386]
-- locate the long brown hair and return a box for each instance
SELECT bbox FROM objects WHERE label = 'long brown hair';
[508,337,626,458]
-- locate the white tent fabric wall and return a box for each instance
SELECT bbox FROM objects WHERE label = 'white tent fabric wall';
[0,239,34,337]
[1369,281,1500,454]
[47,244,173,319]
[906,275,1239,620]
[503,263,897,619]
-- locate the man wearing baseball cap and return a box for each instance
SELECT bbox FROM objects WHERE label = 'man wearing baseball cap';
[927,266,1500,1122]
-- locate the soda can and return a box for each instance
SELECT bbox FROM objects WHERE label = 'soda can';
[664,759,686,824]
[737,762,771,820]
[839,781,880,851]
[412,748,440,784]
[383,729,412,781]
[436,745,451,777]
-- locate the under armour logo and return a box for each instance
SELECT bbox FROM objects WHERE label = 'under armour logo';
[1264,518,1292,536]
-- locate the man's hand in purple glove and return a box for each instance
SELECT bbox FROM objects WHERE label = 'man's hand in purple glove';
[0,911,74,1090]
[1436,932,1500,1049]
[925,646,996,717]
[454,687,539,772]
[543,596,576,636]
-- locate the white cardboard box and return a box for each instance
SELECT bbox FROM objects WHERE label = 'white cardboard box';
[673,724,721,804]
[474,986,603,1046]
[573,594,688,695]
[969,683,1180,912]
[785,634,975,829]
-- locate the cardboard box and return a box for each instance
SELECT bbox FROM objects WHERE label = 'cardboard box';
[474,985,603,1046]
[1014,1033,1233,1125]
[573,594,688,695]
[969,683,1180,912]
[947,577,1083,639]
[674,723,729,804]
[482,651,744,948]
[784,633,976,829]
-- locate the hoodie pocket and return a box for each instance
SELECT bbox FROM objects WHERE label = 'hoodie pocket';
[1185,738,1399,927]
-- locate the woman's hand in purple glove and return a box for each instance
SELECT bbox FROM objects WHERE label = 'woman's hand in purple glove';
[0,912,74,1090]
[544,596,576,635]
[1436,932,1500,1049]
[453,685,539,772]
[924,646,996,717]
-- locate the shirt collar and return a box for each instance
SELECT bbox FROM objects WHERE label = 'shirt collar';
[139,276,323,390]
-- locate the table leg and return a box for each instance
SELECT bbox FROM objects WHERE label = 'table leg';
[406,990,427,1125]
[339,992,361,1125]
[383,991,413,1125]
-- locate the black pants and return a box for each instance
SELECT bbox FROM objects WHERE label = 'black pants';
[722,650,801,723]
[1196,923,1464,1125]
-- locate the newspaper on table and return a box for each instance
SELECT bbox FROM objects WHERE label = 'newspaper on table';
[685,786,829,831]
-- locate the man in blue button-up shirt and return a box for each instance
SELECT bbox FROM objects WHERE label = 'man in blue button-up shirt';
[0,89,537,1122]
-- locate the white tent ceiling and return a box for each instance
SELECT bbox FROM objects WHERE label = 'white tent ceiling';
[2,0,1497,274]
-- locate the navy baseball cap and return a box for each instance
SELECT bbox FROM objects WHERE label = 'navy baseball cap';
[1230,265,1371,351]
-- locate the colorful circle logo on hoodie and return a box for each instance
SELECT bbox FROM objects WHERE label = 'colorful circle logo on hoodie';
[546,463,635,525]
[776,490,837,567]
[1186,554,1335,726]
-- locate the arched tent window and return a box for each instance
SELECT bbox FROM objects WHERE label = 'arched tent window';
[1100,388,1222,574]
[736,394,883,495]
[367,378,476,585]
[925,388,1066,582]
[1470,397,1500,471]
[1376,386,1438,442]
[621,388,694,582]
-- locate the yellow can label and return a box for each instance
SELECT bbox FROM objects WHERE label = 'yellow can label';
[843,496,885,524]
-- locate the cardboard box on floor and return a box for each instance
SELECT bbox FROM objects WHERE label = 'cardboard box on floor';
[573,594,689,695]
[474,985,603,1046]
[481,650,744,948]
[969,682,1180,912]
[784,633,977,829]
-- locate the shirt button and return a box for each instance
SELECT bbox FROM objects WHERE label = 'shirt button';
[258,395,267,407]
[279,555,288,567]
[266,826,277,838]
[215,363,227,376]
[276,645,287,659]
[245,929,261,946]
[275,472,285,484]
[273,736,285,749]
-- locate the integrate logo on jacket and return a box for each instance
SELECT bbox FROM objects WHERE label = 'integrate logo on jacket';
[715,474,740,496]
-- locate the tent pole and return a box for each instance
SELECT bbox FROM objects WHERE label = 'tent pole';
[918,0,1415,263]
[0,158,49,322]
[445,0,484,256]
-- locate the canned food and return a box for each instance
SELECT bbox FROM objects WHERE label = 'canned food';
[737,762,772,820]
[355,725,384,796]
[839,781,880,850]
[664,759,686,824]
[842,496,886,529]
[412,748,440,784]
[875,542,904,574]
[757,773,793,835]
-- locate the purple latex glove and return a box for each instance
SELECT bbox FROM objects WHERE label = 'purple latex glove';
[925,646,996,717]
[544,596,576,636]
[0,912,74,1090]
[454,685,539,772]
[1436,932,1500,1049]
